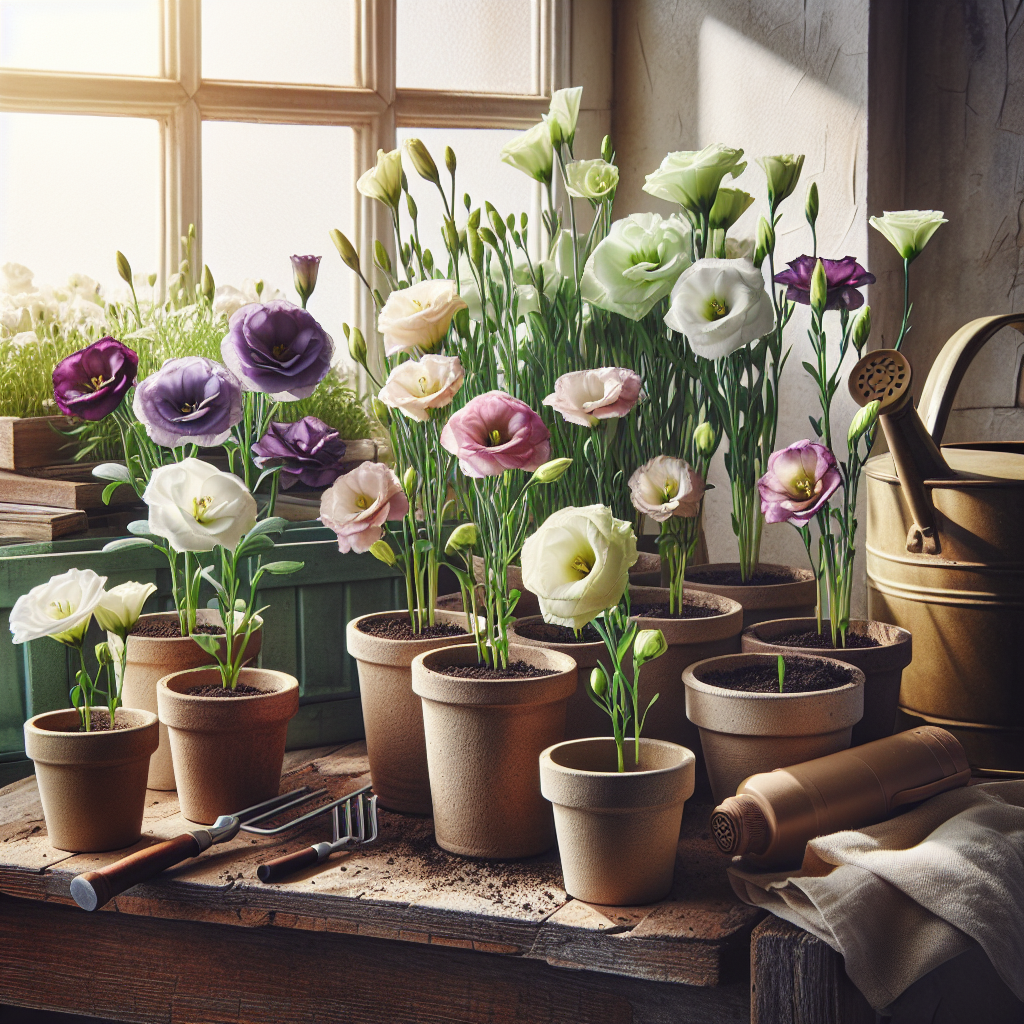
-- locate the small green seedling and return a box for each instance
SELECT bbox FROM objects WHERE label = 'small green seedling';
[777,655,786,693]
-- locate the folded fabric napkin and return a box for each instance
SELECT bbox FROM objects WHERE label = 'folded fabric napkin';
[728,781,1024,1011]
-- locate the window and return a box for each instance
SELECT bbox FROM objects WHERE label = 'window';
[0,0,570,350]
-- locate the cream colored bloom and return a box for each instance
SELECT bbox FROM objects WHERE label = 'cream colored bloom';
[664,258,775,359]
[564,159,619,202]
[869,210,947,262]
[320,462,409,554]
[378,354,465,422]
[357,148,403,210]
[547,86,583,145]
[708,188,754,231]
[521,505,638,630]
[1,263,35,295]
[628,456,705,522]
[643,145,747,214]
[377,279,467,357]
[757,154,805,205]
[144,458,257,553]
[94,581,158,636]
[10,567,108,645]
[544,367,642,427]
[499,121,553,184]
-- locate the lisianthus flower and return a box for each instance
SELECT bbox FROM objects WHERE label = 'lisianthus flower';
[499,121,553,184]
[377,354,465,422]
[356,148,403,210]
[642,145,746,214]
[774,256,875,311]
[628,456,705,522]
[290,255,321,306]
[869,210,947,263]
[252,416,348,489]
[377,279,466,357]
[758,440,841,524]
[543,367,642,427]
[440,391,550,478]
[319,462,409,554]
[10,567,108,646]
[52,336,139,420]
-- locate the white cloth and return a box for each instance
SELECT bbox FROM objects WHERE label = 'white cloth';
[728,781,1024,1011]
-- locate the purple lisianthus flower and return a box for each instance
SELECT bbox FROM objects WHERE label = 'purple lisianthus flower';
[290,255,321,307]
[221,300,334,401]
[133,357,243,448]
[251,416,348,489]
[52,337,138,420]
[773,256,875,311]
[758,440,841,525]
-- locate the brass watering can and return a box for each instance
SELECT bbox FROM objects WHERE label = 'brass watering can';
[849,313,1024,775]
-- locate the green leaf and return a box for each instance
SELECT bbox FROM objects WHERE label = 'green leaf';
[92,462,131,483]
[258,560,304,575]
[102,537,154,554]
[809,416,822,437]
[127,520,157,539]
[191,634,221,655]
[236,534,276,558]
[243,517,288,540]
[69,684,82,708]
[101,480,126,505]
[199,566,227,598]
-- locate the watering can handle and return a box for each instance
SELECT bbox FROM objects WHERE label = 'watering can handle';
[918,312,1024,443]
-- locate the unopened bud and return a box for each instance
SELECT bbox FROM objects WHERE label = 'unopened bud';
[601,134,614,163]
[488,206,506,240]
[369,540,396,567]
[633,628,668,667]
[371,397,390,424]
[406,192,418,220]
[115,251,133,286]
[331,228,361,273]
[467,207,481,231]
[810,258,828,316]
[848,400,880,446]
[852,305,871,353]
[478,226,498,248]
[374,239,392,275]
[805,181,820,228]
[445,522,478,554]
[147,272,157,288]
[548,116,563,148]
[403,467,418,495]
[693,421,716,456]
[201,264,215,303]
[404,138,440,186]
[255,279,264,298]
[467,227,483,268]
[445,146,456,176]
[530,458,572,485]
[348,327,367,367]
[589,665,609,698]
[95,641,113,667]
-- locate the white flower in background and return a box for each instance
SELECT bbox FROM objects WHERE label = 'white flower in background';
[499,121,554,185]
[628,456,705,522]
[59,293,107,330]
[319,461,409,554]
[546,86,583,145]
[643,145,747,214]
[708,188,755,231]
[212,279,283,320]
[377,279,467,357]
[1,263,36,295]
[664,257,775,359]
[552,229,582,280]
[9,330,38,346]
[357,148,403,210]
[521,505,638,630]
[725,237,755,260]
[66,273,102,300]
[10,567,108,645]
[565,159,619,202]
[144,458,257,553]
[869,210,947,262]
[93,581,158,637]
[378,354,465,422]
[758,154,805,205]
[581,212,692,321]
[544,367,643,427]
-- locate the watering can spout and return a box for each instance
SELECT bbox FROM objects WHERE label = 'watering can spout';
[849,349,953,555]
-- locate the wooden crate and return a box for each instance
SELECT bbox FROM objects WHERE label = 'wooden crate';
[0,416,77,470]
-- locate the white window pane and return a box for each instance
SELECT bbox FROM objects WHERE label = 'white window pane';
[0,0,160,76]
[396,128,541,267]
[0,113,160,296]
[202,122,354,352]
[202,0,355,86]
[396,0,536,94]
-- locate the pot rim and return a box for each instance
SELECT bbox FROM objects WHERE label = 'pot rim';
[741,616,912,668]
[24,707,159,767]
[158,666,298,702]
[684,561,817,586]
[25,707,158,737]
[541,736,694,779]
[683,652,865,700]
[509,615,606,651]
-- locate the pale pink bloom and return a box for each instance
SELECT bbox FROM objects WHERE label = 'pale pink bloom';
[628,456,705,522]
[758,440,841,525]
[543,367,642,427]
[440,390,550,478]
[377,354,465,422]
[320,462,409,553]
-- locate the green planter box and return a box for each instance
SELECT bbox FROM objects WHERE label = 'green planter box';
[0,524,404,787]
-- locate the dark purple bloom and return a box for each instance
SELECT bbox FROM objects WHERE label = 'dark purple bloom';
[290,255,321,308]
[52,336,138,420]
[773,256,875,311]
[221,300,334,401]
[252,416,348,489]
[133,357,243,448]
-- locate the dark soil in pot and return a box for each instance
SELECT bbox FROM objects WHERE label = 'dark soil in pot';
[701,659,852,693]
[515,621,602,644]
[685,566,806,587]
[130,619,225,638]
[357,617,468,641]
[435,660,556,680]
[630,601,723,619]
[183,683,266,696]
[768,628,881,650]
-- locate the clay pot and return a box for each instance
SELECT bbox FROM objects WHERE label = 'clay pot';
[683,653,865,803]
[740,618,912,745]
[23,708,158,852]
[682,562,817,627]
[157,668,299,824]
[120,610,263,791]
[540,737,695,905]
[411,643,577,859]
[347,609,474,815]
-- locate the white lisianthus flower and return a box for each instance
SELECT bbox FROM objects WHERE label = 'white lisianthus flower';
[757,154,805,205]
[643,145,747,214]
[94,581,158,637]
[144,458,257,553]
[1,263,36,295]
[543,367,643,427]
[565,159,619,202]
[664,258,775,359]
[708,188,755,231]
[66,273,102,300]
[546,86,583,145]
[212,279,284,321]
[521,505,638,630]
[499,121,553,185]
[378,354,465,422]
[59,294,107,330]
[628,456,705,522]
[581,213,692,321]
[356,148,403,210]
[377,279,467,357]
[10,567,108,645]
[10,331,39,347]
[724,237,755,260]
[869,210,947,262]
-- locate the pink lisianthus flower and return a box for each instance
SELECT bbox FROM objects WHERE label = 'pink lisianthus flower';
[440,390,550,478]
[543,367,642,427]
[758,440,841,525]
[319,462,409,553]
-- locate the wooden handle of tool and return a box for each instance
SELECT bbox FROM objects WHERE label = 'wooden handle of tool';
[70,833,202,911]
[257,846,320,883]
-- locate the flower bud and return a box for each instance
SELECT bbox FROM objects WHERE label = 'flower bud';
[95,641,113,667]
[589,665,609,698]
[530,457,572,485]
[445,146,456,176]
[348,326,367,367]
[406,192,418,220]
[693,421,717,456]
[548,116,564,148]
[201,264,215,303]
[369,540,396,567]
[445,522,478,554]
[371,397,390,424]
[179,259,189,278]
[851,305,871,353]
[330,228,361,273]
[374,239,392,275]
[758,153,805,207]
[601,134,614,163]
[115,251,133,286]
[290,255,321,307]
[633,628,668,668]
[442,219,459,254]
[467,226,484,268]
[805,181,820,228]
[810,258,828,316]
[255,279,264,297]
[467,207,481,231]
[404,138,440,186]
[757,216,775,257]
[487,205,506,240]
[478,226,498,249]
[848,399,880,446]
[147,272,157,287]
[403,466,418,495]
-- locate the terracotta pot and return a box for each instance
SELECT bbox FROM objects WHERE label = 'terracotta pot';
[740,618,912,745]
[157,668,299,824]
[682,562,817,627]
[540,737,695,905]
[411,643,577,858]
[683,653,865,802]
[347,609,474,815]
[23,708,158,852]
[120,610,263,791]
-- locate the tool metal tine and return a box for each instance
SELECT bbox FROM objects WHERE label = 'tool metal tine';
[240,787,328,827]
[365,794,379,843]
[233,786,315,823]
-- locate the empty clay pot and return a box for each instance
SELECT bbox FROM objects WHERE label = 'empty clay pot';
[682,562,817,627]
[347,609,474,815]
[683,653,865,803]
[24,708,158,852]
[740,617,912,745]
[540,737,695,905]
[411,643,577,859]
[120,610,263,791]
[157,667,299,824]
